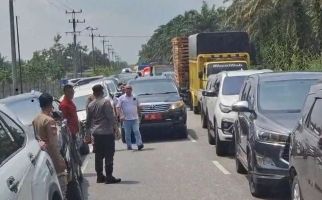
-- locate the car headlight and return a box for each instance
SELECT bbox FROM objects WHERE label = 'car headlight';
[170,101,185,110]
[219,103,231,113]
[256,128,289,144]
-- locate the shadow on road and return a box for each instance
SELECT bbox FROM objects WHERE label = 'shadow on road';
[118,180,140,185]
[187,129,199,140]
[132,147,156,152]
[83,172,96,178]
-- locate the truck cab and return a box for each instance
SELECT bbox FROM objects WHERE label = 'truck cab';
[188,32,251,114]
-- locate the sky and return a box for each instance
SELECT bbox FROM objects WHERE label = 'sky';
[0,0,227,64]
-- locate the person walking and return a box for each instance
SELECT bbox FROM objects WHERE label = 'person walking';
[116,85,144,150]
[86,84,121,184]
[33,93,67,198]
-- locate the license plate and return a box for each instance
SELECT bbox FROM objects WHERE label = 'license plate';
[144,113,162,120]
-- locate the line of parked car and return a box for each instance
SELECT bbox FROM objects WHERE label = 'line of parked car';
[200,70,322,199]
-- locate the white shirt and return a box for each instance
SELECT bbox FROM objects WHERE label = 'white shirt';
[116,94,139,120]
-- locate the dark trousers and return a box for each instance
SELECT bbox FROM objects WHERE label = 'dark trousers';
[94,134,115,178]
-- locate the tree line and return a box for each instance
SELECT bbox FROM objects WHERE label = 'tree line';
[138,0,322,71]
[0,34,127,84]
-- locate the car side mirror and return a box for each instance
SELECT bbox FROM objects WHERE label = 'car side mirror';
[198,71,203,79]
[202,90,217,97]
[231,101,251,112]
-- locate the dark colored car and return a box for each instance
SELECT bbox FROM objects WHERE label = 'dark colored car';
[126,76,187,140]
[231,72,322,197]
[289,81,322,200]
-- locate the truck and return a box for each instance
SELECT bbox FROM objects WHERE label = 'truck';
[172,32,251,114]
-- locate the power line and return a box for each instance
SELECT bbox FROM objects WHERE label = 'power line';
[65,9,85,78]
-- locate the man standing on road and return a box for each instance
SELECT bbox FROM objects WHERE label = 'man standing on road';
[33,93,67,198]
[116,85,144,150]
[86,84,121,184]
[59,84,79,138]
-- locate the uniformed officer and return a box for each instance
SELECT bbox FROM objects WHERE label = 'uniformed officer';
[33,93,67,198]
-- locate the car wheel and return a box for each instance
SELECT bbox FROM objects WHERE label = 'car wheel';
[291,175,302,200]
[235,156,247,174]
[215,123,226,156]
[248,152,265,197]
[207,119,215,145]
[193,105,200,114]
[201,110,207,129]
[66,179,84,200]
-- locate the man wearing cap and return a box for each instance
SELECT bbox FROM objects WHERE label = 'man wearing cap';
[116,85,144,150]
[86,84,121,184]
[33,93,67,198]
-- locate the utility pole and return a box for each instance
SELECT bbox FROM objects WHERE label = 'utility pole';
[16,16,22,94]
[9,0,17,95]
[65,9,85,78]
[86,27,98,71]
[97,35,108,65]
[106,44,112,61]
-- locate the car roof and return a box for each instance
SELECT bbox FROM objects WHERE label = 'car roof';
[209,69,272,78]
[0,91,41,105]
[308,80,322,94]
[253,72,322,82]
[129,76,169,83]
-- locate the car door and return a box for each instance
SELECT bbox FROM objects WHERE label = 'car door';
[0,111,37,200]
[307,98,322,199]
[237,79,252,164]
[208,76,221,126]
[301,98,322,199]
[203,80,212,116]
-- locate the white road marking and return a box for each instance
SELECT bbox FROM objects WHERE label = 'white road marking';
[212,161,231,175]
[188,135,197,143]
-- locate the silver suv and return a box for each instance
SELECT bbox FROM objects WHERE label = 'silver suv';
[0,104,63,200]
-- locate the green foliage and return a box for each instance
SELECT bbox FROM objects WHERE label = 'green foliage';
[139,0,322,71]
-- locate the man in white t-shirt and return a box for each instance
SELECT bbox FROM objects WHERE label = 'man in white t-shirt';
[116,85,144,150]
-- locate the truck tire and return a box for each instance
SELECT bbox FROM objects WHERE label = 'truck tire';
[207,119,215,145]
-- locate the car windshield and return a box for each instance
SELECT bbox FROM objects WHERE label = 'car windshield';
[154,66,174,76]
[5,98,41,125]
[259,79,317,113]
[73,95,91,111]
[131,80,178,96]
[222,76,247,95]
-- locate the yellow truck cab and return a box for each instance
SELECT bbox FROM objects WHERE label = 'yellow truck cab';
[188,32,251,114]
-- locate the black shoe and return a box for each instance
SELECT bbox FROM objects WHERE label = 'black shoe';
[97,175,106,183]
[138,144,144,151]
[127,146,132,150]
[105,176,121,184]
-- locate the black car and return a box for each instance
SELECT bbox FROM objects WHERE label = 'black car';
[127,76,187,139]
[289,80,322,200]
[231,72,322,197]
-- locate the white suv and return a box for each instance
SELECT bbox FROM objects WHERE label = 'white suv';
[202,69,272,156]
[0,104,63,200]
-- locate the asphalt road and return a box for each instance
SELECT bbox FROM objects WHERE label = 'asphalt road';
[81,111,290,200]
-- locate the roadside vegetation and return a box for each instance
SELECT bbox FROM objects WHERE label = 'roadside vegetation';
[138,0,322,71]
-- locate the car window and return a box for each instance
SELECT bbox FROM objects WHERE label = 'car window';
[258,79,317,113]
[206,80,212,90]
[240,81,250,101]
[307,99,322,136]
[131,79,178,96]
[222,76,247,95]
[0,112,25,165]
